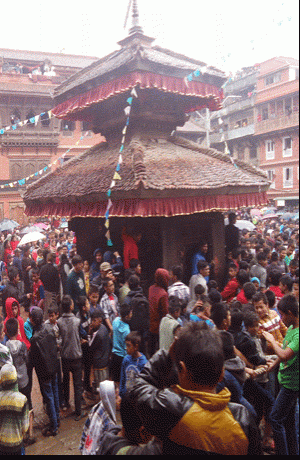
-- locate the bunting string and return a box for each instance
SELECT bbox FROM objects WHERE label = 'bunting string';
[0,126,90,189]
[104,86,138,247]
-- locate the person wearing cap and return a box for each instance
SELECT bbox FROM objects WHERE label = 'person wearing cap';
[92,262,114,300]
[0,363,29,455]
[251,277,261,291]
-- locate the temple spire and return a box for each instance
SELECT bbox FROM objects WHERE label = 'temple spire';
[128,0,143,35]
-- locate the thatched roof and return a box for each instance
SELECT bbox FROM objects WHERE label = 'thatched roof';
[24,134,270,212]
[53,41,226,104]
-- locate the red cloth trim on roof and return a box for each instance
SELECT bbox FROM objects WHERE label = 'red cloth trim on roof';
[25,192,267,218]
[52,71,223,119]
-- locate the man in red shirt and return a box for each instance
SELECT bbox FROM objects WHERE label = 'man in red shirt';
[122,228,141,270]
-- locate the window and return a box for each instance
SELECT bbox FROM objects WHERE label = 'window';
[250,146,257,158]
[267,170,276,189]
[266,140,275,160]
[292,95,299,112]
[60,120,75,136]
[285,98,292,116]
[262,107,268,120]
[283,167,293,188]
[277,100,284,116]
[283,137,292,157]
[265,72,281,86]
[81,120,92,136]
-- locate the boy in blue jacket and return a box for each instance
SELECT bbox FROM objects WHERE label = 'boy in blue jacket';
[119,331,147,398]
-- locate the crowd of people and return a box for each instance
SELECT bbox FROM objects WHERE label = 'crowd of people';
[0,209,299,455]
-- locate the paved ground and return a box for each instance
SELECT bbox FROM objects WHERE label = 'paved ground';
[18,305,122,455]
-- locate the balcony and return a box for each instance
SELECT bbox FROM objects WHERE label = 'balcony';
[255,111,299,135]
[222,96,255,115]
[225,72,259,93]
[0,130,60,147]
[210,124,255,144]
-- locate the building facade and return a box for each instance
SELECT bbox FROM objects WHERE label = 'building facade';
[254,57,299,207]
[182,57,299,207]
[0,49,102,224]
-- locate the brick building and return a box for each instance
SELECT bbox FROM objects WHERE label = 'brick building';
[0,49,102,224]
[254,57,299,207]
[183,57,299,207]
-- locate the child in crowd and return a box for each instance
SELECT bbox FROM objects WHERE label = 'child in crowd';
[251,277,261,291]
[263,295,299,456]
[88,285,103,316]
[45,305,65,409]
[0,363,29,455]
[119,331,147,399]
[279,274,293,296]
[76,296,93,395]
[240,282,257,312]
[57,295,86,421]
[264,289,277,312]
[189,296,215,329]
[100,278,120,334]
[221,263,239,303]
[110,304,132,387]
[159,297,181,351]
[88,310,111,392]
[0,321,13,367]
[5,317,35,445]
[3,298,30,350]
[24,307,36,342]
[252,292,287,354]
[292,277,299,302]
[210,302,231,331]
[129,321,261,455]
[31,269,45,313]
[234,311,275,448]
[268,270,284,307]
[236,270,250,304]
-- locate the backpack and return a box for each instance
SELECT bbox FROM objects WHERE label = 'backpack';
[129,292,149,332]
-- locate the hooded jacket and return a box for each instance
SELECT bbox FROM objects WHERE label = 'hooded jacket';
[5,340,29,389]
[4,298,30,350]
[129,349,262,455]
[89,248,102,282]
[148,269,170,335]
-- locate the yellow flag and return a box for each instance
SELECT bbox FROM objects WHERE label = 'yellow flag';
[113,172,121,180]
[105,219,109,229]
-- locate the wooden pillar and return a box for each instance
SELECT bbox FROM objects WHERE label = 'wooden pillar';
[211,212,226,289]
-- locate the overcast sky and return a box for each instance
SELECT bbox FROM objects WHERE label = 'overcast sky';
[1,0,299,74]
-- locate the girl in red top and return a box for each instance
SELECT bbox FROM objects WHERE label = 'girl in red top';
[3,240,12,265]
[4,297,31,349]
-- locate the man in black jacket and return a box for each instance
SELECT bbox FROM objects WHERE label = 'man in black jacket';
[30,307,60,437]
[39,253,60,315]
[123,275,149,355]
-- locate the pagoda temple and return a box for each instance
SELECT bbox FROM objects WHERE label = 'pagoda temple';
[24,1,270,287]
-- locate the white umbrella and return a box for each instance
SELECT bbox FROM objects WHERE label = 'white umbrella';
[17,231,46,246]
[234,220,256,231]
[224,218,256,231]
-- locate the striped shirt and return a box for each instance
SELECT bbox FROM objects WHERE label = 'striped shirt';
[100,293,120,325]
[0,344,13,369]
[258,309,287,354]
[0,388,29,453]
